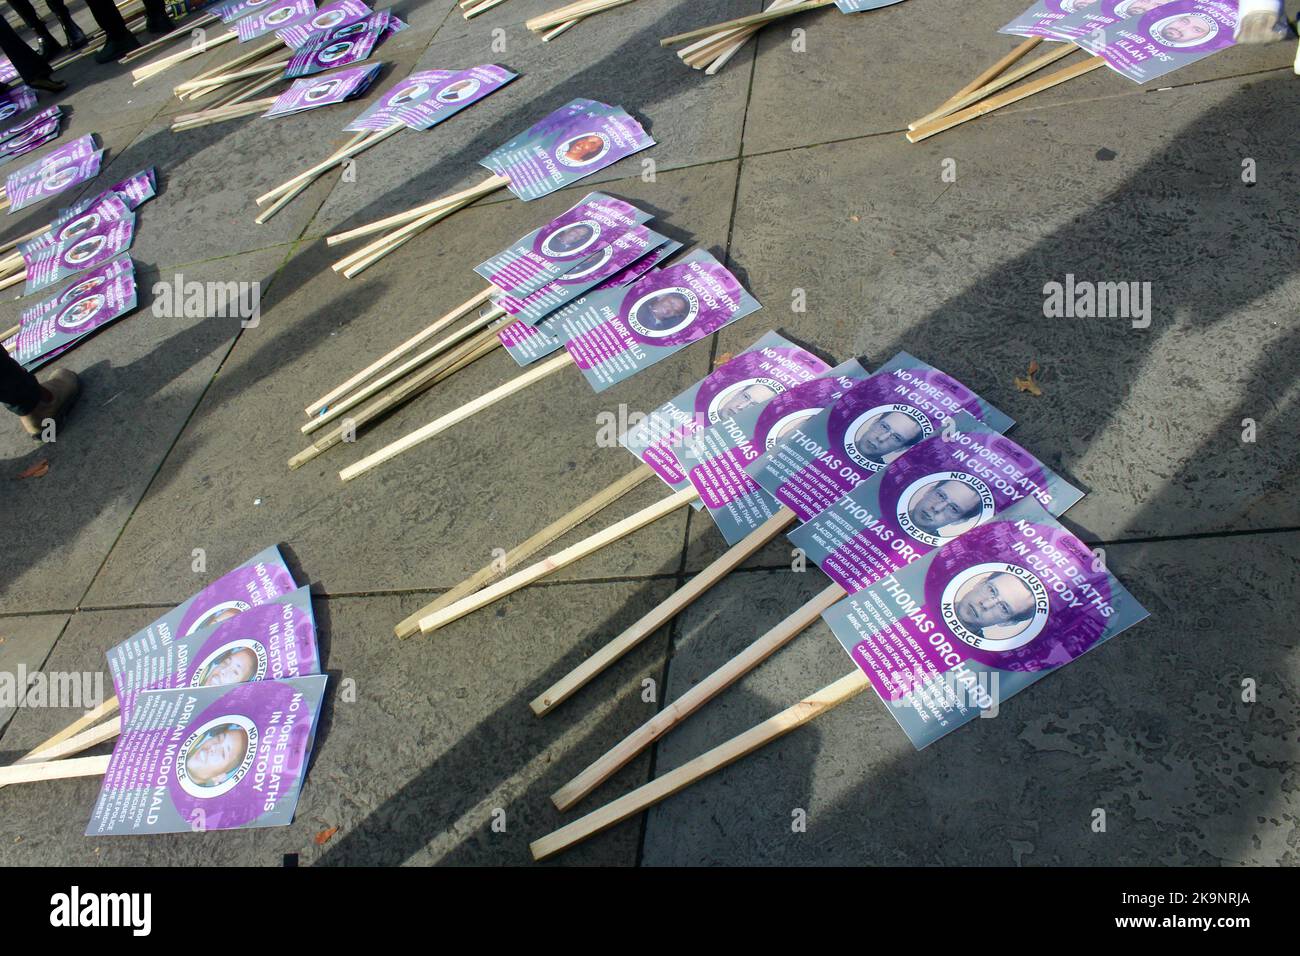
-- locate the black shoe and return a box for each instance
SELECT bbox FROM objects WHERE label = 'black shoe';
[94,33,141,63]
[146,13,176,36]
[62,21,89,51]
[28,75,67,93]
[35,34,65,61]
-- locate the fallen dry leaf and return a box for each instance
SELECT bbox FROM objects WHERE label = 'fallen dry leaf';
[315,826,339,845]
[18,459,49,479]
[713,352,734,369]
[1014,360,1043,397]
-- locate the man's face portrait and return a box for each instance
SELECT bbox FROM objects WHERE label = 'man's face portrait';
[185,727,249,786]
[1157,14,1213,43]
[1122,0,1173,15]
[547,224,594,254]
[854,411,923,460]
[955,571,1037,633]
[637,291,692,332]
[909,479,982,535]
[203,647,259,687]
[718,383,777,418]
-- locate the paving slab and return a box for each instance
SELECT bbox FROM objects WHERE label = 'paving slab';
[0,246,290,614]
[82,159,742,608]
[0,581,678,865]
[742,0,1298,155]
[639,532,1300,866]
[0,613,69,735]
[308,0,754,234]
[682,70,1300,573]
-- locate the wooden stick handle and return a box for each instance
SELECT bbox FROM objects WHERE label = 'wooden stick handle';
[288,326,503,469]
[551,581,844,809]
[530,669,871,860]
[0,754,113,786]
[305,287,495,415]
[417,486,701,634]
[660,0,830,46]
[526,0,635,31]
[908,42,1075,130]
[942,35,1042,107]
[256,131,370,224]
[394,464,658,638]
[303,306,506,432]
[338,352,575,481]
[532,508,798,717]
[13,717,122,764]
[257,124,402,205]
[120,11,219,63]
[907,56,1105,143]
[336,193,482,278]
[326,175,510,246]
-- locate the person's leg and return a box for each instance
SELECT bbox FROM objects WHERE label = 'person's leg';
[142,0,175,35]
[44,0,88,50]
[83,0,141,61]
[0,350,80,439]
[1236,0,1293,43]
[6,0,63,58]
[0,16,65,90]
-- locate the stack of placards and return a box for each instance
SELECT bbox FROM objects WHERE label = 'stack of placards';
[0,106,62,166]
[4,135,105,214]
[2,170,157,366]
[0,546,329,835]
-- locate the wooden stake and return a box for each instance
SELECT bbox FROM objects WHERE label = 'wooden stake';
[17,696,120,761]
[530,669,871,860]
[10,717,122,764]
[924,35,1043,119]
[0,754,112,786]
[542,18,582,40]
[394,464,658,639]
[417,486,700,634]
[552,581,844,809]
[532,508,799,718]
[907,56,1105,143]
[255,130,370,225]
[0,222,50,256]
[0,269,27,292]
[660,0,832,46]
[131,31,237,83]
[175,58,289,94]
[337,352,574,481]
[907,41,1075,130]
[257,124,402,206]
[303,305,507,432]
[336,195,481,278]
[464,0,512,18]
[305,287,496,416]
[288,325,502,469]
[120,10,218,64]
[526,0,636,32]
[325,175,511,246]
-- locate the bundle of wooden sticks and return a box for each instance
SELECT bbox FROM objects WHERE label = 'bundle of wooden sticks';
[906,36,1104,142]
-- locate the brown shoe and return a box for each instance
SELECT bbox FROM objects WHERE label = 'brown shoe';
[20,368,81,439]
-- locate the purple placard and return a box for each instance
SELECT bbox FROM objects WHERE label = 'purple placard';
[0,85,37,124]
[283,10,382,76]
[1047,0,1180,42]
[618,331,802,492]
[23,203,135,295]
[498,240,681,367]
[19,169,157,260]
[213,0,277,22]
[494,226,670,324]
[85,675,329,834]
[821,498,1149,749]
[345,64,515,132]
[1082,0,1237,82]
[8,255,137,368]
[0,105,60,145]
[788,423,1084,595]
[264,63,381,117]
[109,587,321,723]
[745,353,1015,522]
[0,119,61,165]
[482,104,655,202]
[235,0,316,41]
[559,250,762,392]
[475,192,654,298]
[276,0,371,47]
[999,0,1087,39]
[7,144,104,213]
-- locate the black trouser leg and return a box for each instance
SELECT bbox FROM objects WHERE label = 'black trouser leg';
[0,347,42,415]
[6,0,57,43]
[83,0,133,40]
[0,16,52,83]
